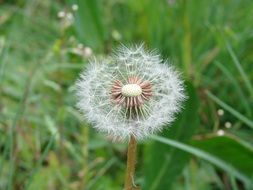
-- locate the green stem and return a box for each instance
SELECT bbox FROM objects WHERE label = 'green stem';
[124,135,138,190]
[80,125,89,189]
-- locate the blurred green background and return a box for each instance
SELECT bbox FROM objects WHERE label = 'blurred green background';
[0,0,253,189]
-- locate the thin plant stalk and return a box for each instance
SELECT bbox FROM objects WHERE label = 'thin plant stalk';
[124,135,138,190]
[80,125,89,189]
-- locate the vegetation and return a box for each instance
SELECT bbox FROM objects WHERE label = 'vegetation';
[0,0,252,189]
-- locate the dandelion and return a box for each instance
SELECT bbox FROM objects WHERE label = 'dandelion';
[57,11,66,18]
[72,4,79,11]
[76,44,185,189]
[76,44,185,141]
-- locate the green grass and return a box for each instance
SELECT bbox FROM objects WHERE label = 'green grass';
[0,0,253,189]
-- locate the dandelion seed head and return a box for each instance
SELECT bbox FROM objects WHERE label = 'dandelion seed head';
[76,44,186,141]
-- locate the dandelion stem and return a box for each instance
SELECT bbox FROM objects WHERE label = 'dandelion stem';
[124,135,138,190]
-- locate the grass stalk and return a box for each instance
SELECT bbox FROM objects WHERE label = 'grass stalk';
[182,0,192,78]
[80,125,89,189]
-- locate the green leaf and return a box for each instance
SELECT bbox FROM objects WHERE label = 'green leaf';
[143,82,199,190]
[151,135,253,187]
[191,135,253,179]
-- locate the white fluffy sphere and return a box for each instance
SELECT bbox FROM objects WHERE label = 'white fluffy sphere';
[76,45,185,141]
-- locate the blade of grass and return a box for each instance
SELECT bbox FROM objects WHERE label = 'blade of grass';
[226,42,253,97]
[213,61,251,116]
[0,37,8,84]
[206,90,253,129]
[74,0,105,51]
[182,0,192,78]
[3,52,52,189]
[230,175,239,190]
[151,135,252,186]
[24,134,56,189]
[87,158,116,189]
[6,66,38,190]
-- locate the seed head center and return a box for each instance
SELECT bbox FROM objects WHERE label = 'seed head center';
[121,84,142,97]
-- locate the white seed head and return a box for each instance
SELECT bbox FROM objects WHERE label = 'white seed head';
[76,44,186,141]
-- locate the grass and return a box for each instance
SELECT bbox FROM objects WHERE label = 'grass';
[0,0,253,190]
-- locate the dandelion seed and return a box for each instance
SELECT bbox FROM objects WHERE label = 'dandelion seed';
[217,129,225,136]
[72,45,93,58]
[76,44,186,140]
[66,12,74,21]
[225,121,232,129]
[112,30,122,41]
[83,47,93,57]
[72,4,79,11]
[77,43,84,49]
[58,11,66,18]
[217,109,224,116]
